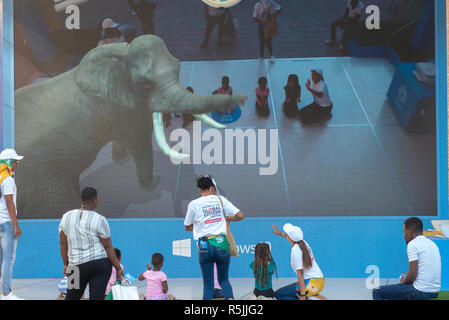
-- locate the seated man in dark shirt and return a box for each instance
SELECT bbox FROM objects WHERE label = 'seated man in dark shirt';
[324,0,363,51]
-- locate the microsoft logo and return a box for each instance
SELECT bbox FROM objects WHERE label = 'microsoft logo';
[172,239,191,258]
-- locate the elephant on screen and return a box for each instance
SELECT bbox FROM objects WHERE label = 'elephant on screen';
[14,35,247,219]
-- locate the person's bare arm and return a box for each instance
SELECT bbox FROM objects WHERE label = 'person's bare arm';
[185,224,193,231]
[59,231,70,275]
[100,237,123,279]
[227,211,244,222]
[272,224,295,246]
[296,269,307,300]
[162,280,168,293]
[5,195,21,237]
[401,260,418,284]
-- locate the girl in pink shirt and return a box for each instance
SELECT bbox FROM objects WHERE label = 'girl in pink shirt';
[105,248,125,298]
[138,253,174,300]
[213,76,235,114]
[255,76,270,117]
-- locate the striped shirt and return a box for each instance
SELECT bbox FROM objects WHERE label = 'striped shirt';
[59,210,111,266]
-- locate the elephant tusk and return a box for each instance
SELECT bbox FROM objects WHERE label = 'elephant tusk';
[153,112,190,160]
[194,114,227,129]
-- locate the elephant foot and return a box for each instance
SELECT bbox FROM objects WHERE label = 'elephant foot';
[112,142,132,165]
[140,173,161,192]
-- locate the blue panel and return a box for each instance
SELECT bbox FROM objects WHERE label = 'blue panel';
[14,217,436,279]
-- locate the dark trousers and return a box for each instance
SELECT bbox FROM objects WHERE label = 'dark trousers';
[203,16,224,45]
[372,284,439,300]
[330,18,358,43]
[141,22,154,35]
[65,258,112,300]
[258,24,273,57]
[298,102,333,124]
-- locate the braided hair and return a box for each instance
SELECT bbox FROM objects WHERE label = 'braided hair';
[253,243,277,288]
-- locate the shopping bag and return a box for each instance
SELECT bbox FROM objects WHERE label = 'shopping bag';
[217,195,239,257]
[264,15,278,38]
[110,282,140,300]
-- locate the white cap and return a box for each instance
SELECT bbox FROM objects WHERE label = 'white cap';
[0,149,24,161]
[102,18,119,29]
[283,223,303,242]
[311,68,324,77]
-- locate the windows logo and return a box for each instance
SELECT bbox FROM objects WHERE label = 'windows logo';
[172,239,192,258]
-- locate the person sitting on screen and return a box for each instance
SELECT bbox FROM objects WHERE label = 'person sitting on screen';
[324,0,363,51]
[213,76,234,114]
[372,217,441,300]
[298,68,333,124]
[255,76,270,117]
[282,74,301,118]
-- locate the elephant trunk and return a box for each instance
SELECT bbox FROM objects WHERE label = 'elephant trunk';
[151,82,247,115]
[151,82,247,160]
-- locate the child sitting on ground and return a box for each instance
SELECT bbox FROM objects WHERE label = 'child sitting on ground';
[105,248,125,299]
[138,253,174,300]
[213,76,234,114]
[282,74,301,118]
[250,242,278,300]
[255,76,270,117]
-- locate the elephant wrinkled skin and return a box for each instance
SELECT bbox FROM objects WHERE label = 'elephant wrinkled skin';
[14,35,247,219]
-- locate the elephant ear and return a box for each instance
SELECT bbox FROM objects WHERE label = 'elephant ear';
[74,43,137,108]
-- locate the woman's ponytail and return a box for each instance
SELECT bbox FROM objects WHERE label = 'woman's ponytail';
[298,240,312,270]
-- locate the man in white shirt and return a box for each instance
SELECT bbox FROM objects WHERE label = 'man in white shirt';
[324,0,363,50]
[298,68,333,124]
[372,217,441,300]
[0,149,24,300]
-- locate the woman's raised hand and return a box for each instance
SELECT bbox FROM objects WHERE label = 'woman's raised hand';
[272,224,282,236]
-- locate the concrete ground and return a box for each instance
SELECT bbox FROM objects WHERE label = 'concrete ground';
[9,277,397,300]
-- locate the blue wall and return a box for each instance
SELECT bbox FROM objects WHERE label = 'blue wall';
[4,0,448,279]
[15,217,439,279]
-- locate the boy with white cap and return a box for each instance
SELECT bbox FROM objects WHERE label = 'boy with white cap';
[0,149,24,300]
[272,223,325,300]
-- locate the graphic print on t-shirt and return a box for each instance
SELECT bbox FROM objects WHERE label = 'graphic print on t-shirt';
[202,204,223,225]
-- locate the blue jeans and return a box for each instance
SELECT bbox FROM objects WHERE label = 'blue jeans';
[0,221,18,294]
[372,284,439,300]
[275,282,302,300]
[198,244,233,300]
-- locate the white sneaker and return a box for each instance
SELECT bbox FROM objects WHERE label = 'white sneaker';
[1,293,24,300]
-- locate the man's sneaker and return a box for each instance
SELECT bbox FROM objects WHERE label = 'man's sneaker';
[1,292,24,300]
[324,40,334,45]
[270,56,275,64]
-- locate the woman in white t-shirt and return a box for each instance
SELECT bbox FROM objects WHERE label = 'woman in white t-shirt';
[272,223,325,300]
[253,0,283,63]
[298,68,333,124]
[184,175,244,300]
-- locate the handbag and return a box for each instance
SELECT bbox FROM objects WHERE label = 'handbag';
[264,14,278,38]
[109,281,140,300]
[217,195,239,257]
